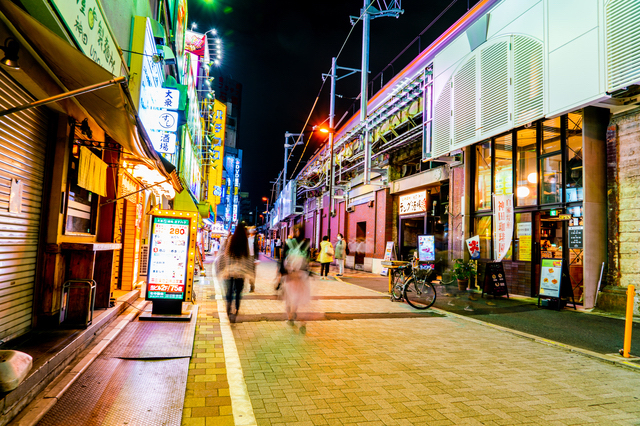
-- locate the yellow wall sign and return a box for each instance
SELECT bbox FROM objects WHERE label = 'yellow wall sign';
[146,209,198,302]
[208,99,227,206]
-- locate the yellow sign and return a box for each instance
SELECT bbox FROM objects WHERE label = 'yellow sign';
[519,235,532,261]
[208,100,227,206]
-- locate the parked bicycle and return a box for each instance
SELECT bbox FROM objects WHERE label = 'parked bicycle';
[389,260,437,309]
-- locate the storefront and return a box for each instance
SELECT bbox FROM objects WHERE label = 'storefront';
[470,112,587,300]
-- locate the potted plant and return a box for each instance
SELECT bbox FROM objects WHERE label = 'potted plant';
[453,259,477,291]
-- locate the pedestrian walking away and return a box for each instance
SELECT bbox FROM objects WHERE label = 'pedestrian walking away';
[279,226,311,333]
[247,227,260,292]
[334,233,346,276]
[215,223,255,322]
[275,236,282,259]
[318,235,334,279]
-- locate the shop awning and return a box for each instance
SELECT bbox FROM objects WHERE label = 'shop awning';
[0,0,178,190]
[173,188,199,213]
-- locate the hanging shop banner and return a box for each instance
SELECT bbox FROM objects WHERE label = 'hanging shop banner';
[417,235,435,261]
[145,87,180,110]
[380,241,395,276]
[50,0,123,76]
[140,109,179,132]
[465,235,481,260]
[208,100,227,205]
[493,193,514,262]
[399,191,427,216]
[146,210,197,302]
[539,259,563,298]
[148,131,177,154]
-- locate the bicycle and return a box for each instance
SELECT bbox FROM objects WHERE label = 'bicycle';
[389,261,437,310]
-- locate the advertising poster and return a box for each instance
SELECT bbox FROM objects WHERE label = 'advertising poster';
[418,235,435,261]
[493,193,514,262]
[147,217,190,300]
[380,241,395,276]
[465,235,481,259]
[539,259,563,298]
[517,222,532,261]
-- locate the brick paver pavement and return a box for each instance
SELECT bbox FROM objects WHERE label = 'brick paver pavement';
[228,260,640,426]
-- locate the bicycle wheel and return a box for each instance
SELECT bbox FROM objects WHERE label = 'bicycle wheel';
[403,279,437,309]
[390,272,405,301]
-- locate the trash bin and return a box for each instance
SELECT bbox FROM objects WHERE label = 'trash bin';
[60,280,96,327]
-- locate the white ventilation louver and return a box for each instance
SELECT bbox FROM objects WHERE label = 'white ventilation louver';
[481,41,510,135]
[453,56,477,148]
[432,82,452,159]
[139,244,149,276]
[606,0,640,91]
[513,36,544,126]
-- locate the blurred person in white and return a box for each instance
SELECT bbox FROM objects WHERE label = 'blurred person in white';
[216,223,255,322]
[247,227,260,292]
[334,233,346,276]
[279,225,311,333]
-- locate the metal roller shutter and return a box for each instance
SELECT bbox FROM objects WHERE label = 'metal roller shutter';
[0,70,48,342]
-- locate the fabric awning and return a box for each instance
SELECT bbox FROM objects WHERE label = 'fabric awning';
[0,0,177,189]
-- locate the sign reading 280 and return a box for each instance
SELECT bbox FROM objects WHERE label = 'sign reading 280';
[146,217,190,301]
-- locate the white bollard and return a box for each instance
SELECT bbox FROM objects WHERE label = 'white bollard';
[0,350,33,392]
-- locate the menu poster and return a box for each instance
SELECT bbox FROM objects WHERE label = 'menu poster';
[418,235,435,261]
[539,259,563,298]
[568,226,583,249]
[380,241,395,276]
[482,261,509,297]
[146,217,191,301]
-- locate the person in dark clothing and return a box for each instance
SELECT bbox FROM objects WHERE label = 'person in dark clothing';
[216,223,254,322]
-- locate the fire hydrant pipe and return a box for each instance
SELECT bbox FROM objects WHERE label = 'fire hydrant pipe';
[623,284,635,358]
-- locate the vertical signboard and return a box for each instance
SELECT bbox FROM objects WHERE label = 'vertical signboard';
[145,210,197,313]
[209,100,227,205]
[418,235,435,261]
[493,194,514,262]
[380,242,395,276]
[147,217,190,300]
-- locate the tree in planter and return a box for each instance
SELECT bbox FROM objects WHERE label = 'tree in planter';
[452,259,477,291]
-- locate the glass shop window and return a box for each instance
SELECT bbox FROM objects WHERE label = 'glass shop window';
[515,127,537,206]
[475,141,492,211]
[474,216,492,259]
[494,133,513,196]
[566,112,583,202]
[65,145,99,235]
[541,154,563,204]
[542,117,561,154]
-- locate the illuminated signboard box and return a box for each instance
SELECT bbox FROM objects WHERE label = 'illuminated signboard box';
[145,209,198,316]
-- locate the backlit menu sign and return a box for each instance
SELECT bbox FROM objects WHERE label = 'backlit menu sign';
[146,217,190,300]
[399,191,427,215]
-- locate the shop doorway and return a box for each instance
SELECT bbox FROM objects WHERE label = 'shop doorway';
[399,216,426,261]
[533,210,584,303]
[355,221,366,270]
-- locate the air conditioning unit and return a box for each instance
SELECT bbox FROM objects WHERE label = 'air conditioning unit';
[346,205,355,213]
[139,244,149,276]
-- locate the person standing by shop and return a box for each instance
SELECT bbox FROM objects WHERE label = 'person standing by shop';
[247,228,260,292]
[334,233,346,277]
[275,236,282,259]
[318,235,334,280]
[216,223,254,322]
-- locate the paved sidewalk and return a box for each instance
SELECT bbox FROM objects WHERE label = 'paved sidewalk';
[225,260,640,425]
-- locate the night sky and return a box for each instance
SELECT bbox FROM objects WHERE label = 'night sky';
[187,0,480,211]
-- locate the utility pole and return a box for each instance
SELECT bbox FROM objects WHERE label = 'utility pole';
[283,132,303,193]
[352,0,403,185]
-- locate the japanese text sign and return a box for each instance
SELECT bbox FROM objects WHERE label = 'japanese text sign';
[399,191,427,215]
[493,193,513,262]
[51,0,123,76]
[147,217,190,300]
[140,109,179,132]
[418,235,435,261]
[145,88,180,110]
[149,131,177,154]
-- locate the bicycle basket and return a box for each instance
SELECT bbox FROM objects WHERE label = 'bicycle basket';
[414,268,433,281]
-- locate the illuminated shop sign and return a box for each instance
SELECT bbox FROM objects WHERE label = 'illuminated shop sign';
[141,109,179,132]
[147,217,190,300]
[148,131,177,154]
[399,191,427,215]
[51,0,123,75]
[144,87,180,110]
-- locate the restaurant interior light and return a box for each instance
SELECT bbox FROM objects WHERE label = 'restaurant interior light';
[516,186,530,198]
[527,172,537,184]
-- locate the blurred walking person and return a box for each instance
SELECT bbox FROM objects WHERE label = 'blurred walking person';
[334,233,346,277]
[318,235,334,279]
[280,226,311,333]
[216,223,254,322]
[247,227,260,292]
